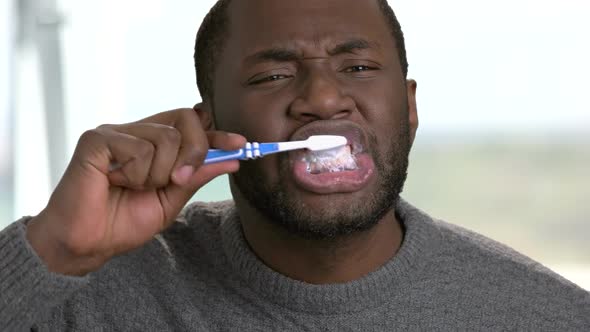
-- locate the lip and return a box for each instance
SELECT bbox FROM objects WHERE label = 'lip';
[288,120,375,194]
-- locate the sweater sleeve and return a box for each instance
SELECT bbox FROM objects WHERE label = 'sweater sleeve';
[0,218,90,331]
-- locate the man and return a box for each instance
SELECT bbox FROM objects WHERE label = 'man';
[1,0,588,330]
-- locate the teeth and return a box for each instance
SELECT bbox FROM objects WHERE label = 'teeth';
[303,145,358,174]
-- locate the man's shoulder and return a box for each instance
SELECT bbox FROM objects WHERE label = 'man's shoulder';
[433,219,551,271]
[432,218,583,290]
[427,218,589,323]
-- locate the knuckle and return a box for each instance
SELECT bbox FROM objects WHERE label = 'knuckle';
[178,107,194,118]
[160,127,182,145]
[96,123,116,131]
[136,141,155,160]
[185,145,207,164]
[122,169,144,188]
[77,129,102,146]
[178,108,198,124]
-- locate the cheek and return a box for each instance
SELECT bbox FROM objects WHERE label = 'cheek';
[212,63,292,140]
[232,91,298,143]
[347,77,408,150]
[352,76,406,122]
[214,91,292,142]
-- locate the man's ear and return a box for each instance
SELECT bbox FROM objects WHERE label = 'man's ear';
[194,102,214,130]
[406,79,419,146]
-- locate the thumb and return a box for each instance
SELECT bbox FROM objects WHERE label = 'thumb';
[159,160,240,228]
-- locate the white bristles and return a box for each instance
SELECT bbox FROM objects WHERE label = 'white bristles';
[304,135,347,151]
[276,135,347,153]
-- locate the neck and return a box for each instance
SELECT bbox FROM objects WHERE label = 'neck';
[235,195,404,285]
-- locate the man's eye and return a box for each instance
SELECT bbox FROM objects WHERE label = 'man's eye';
[250,74,291,85]
[344,65,375,73]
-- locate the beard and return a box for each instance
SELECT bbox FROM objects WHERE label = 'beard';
[231,118,411,240]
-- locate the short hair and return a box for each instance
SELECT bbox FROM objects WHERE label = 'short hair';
[194,0,408,102]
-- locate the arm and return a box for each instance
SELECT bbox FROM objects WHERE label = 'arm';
[0,218,89,331]
[0,106,246,329]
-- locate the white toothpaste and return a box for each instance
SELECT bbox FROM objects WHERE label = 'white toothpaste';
[302,145,358,174]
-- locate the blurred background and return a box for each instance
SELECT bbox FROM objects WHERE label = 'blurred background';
[0,0,588,289]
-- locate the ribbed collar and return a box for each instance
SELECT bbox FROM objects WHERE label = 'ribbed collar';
[220,198,442,314]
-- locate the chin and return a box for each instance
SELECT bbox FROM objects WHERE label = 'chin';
[252,178,396,240]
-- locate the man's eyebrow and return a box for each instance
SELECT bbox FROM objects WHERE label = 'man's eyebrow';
[244,48,301,64]
[328,39,377,56]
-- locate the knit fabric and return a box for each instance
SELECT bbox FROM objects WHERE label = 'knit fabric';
[1,199,589,331]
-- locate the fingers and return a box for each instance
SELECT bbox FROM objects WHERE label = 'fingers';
[206,131,248,151]
[159,160,240,228]
[164,109,210,172]
[169,130,247,186]
[106,123,182,188]
[81,108,247,190]
[106,132,155,189]
[139,109,246,185]
[159,132,246,218]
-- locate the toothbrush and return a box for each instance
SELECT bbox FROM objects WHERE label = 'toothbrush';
[204,135,347,164]
[107,135,347,171]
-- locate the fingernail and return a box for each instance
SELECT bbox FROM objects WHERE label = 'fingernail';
[173,165,194,185]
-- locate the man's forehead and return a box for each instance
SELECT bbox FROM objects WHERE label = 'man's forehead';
[229,0,381,16]
[227,0,391,57]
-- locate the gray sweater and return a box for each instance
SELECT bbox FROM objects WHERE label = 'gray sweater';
[1,199,589,331]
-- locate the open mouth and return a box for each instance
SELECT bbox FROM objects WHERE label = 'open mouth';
[302,142,362,174]
[287,120,375,194]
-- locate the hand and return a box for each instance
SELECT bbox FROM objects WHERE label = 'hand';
[26,107,246,276]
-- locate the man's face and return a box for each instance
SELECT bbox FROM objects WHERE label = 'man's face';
[211,0,417,238]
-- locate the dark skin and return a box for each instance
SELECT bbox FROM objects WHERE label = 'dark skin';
[204,0,419,284]
[25,0,417,283]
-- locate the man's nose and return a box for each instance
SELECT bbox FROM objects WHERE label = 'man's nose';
[288,70,356,121]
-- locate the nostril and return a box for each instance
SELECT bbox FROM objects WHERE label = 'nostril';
[291,114,321,125]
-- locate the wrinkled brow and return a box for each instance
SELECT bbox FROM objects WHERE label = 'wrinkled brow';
[328,38,375,56]
[244,38,378,64]
[246,48,301,64]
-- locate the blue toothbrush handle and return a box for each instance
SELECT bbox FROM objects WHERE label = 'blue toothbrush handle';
[203,142,281,164]
[258,143,280,155]
[204,149,246,164]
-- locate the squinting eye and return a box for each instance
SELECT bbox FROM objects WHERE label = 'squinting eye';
[345,65,374,73]
[250,74,291,85]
